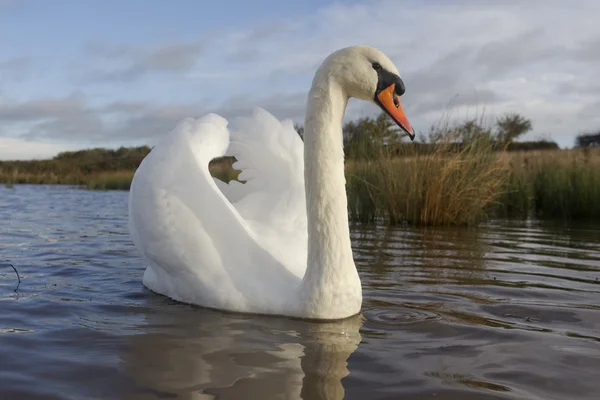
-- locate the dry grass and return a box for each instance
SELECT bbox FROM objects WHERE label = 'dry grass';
[85,171,135,190]
[2,140,599,225]
[496,148,600,219]
[347,146,600,224]
[347,133,507,226]
[0,170,85,185]
[0,158,240,190]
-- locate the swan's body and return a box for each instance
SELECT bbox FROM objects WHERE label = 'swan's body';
[129,46,414,320]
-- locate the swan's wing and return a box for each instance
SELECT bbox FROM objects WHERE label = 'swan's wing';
[219,108,305,225]
[215,108,307,277]
[128,113,303,315]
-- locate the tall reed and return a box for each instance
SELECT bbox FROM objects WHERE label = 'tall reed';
[2,132,599,224]
[497,148,600,220]
[85,171,135,190]
[346,120,507,226]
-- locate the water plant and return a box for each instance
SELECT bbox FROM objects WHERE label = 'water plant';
[2,121,599,224]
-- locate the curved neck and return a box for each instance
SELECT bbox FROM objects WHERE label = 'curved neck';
[298,72,361,318]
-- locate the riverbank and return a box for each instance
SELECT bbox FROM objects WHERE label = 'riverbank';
[347,147,600,224]
[2,148,599,224]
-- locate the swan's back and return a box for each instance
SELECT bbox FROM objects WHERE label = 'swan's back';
[129,110,307,315]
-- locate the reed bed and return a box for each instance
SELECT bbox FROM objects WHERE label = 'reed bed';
[0,158,239,190]
[0,170,87,185]
[2,144,599,225]
[496,148,600,220]
[347,147,600,224]
[346,133,507,226]
[85,171,135,190]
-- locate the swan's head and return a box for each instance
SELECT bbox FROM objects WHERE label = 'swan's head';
[321,46,415,140]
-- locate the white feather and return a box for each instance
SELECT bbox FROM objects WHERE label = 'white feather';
[129,46,402,319]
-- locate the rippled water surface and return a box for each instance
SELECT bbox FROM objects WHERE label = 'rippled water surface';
[1,185,600,400]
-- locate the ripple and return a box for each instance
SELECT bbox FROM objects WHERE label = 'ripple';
[1,186,600,400]
[365,307,441,326]
[0,328,32,334]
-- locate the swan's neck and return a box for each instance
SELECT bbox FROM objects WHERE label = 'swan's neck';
[299,73,362,318]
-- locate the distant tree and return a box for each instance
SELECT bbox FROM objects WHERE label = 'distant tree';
[52,146,152,173]
[495,113,532,144]
[507,141,559,151]
[456,119,493,143]
[343,112,406,158]
[575,132,600,147]
[425,118,492,146]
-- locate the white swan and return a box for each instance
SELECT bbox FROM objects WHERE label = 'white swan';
[128,46,414,320]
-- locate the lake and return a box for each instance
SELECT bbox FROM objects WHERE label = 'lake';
[1,185,599,400]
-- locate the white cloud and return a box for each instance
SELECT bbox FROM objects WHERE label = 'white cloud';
[3,0,600,155]
[81,40,206,82]
[0,92,308,146]
[198,0,600,146]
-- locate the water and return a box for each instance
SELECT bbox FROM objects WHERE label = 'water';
[1,185,599,400]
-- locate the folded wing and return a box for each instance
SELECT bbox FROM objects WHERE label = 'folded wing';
[128,110,307,315]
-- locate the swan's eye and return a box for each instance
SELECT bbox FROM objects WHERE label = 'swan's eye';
[372,62,382,71]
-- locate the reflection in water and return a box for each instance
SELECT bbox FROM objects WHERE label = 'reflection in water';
[1,186,600,400]
[353,224,490,281]
[121,307,363,400]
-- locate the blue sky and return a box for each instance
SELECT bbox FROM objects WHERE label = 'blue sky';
[1,0,323,100]
[2,0,600,159]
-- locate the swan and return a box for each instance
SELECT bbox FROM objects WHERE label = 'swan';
[128,45,414,320]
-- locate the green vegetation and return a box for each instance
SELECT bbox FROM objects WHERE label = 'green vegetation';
[0,146,151,185]
[344,113,600,224]
[346,146,600,225]
[0,147,239,190]
[496,149,600,220]
[2,112,599,225]
[85,171,135,190]
[575,131,600,147]
[346,116,506,225]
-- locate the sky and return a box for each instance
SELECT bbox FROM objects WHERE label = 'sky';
[1,0,600,160]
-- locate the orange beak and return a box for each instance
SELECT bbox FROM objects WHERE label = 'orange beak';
[376,83,415,141]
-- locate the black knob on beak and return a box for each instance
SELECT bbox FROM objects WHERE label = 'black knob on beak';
[394,77,406,96]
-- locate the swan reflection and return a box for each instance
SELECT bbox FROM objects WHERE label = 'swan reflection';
[121,305,363,400]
